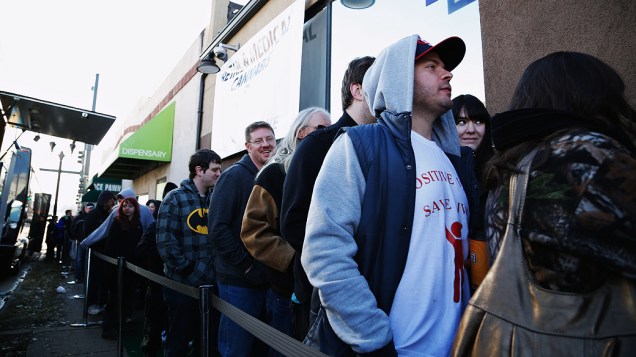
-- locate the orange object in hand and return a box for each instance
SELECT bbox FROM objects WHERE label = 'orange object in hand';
[468,238,489,290]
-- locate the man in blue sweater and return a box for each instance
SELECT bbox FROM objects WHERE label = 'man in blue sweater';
[208,121,276,357]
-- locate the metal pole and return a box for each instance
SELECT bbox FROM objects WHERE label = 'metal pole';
[325,1,332,112]
[116,257,125,357]
[67,241,82,286]
[91,74,99,111]
[199,285,213,357]
[70,248,99,327]
[52,151,65,217]
[83,73,98,196]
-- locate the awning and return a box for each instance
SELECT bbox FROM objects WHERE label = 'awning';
[0,91,115,145]
[81,175,123,202]
[99,102,175,179]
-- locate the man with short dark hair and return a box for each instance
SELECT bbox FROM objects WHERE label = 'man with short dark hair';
[71,202,94,282]
[156,149,222,357]
[280,56,375,339]
[302,35,478,355]
[208,121,275,356]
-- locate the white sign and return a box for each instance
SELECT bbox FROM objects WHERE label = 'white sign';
[212,0,305,158]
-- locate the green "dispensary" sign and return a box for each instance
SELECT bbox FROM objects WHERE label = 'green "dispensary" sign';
[119,102,174,162]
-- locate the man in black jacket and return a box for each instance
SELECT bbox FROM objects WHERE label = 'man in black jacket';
[208,121,275,356]
[279,56,375,339]
[71,202,94,282]
[83,191,116,315]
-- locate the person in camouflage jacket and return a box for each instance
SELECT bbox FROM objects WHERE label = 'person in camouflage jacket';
[483,52,636,293]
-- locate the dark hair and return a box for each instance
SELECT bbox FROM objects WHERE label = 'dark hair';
[452,95,490,130]
[244,121,274,143]
[116,197,140,228]
[485,51,636,188]
[510,52,634,123]
[188,149,221,179]
[341,56,375,111]
[452,94,494,179]
[162,182,178,198]
[146,199,161,219]
[97,191,116,209]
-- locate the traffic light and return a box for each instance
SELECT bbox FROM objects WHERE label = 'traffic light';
[77,151,84,164]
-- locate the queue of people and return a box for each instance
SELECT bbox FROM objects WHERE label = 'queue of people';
[73,33,635,357]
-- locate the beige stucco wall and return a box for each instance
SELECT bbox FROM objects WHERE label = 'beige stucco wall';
[110,32,209,199]
[480,0,636,114]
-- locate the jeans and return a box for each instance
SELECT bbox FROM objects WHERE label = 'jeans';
[163,287,199,357]
[75,244,86,281]
[265,288,293,357]
[140,284,166,355]
[217,283,267,357]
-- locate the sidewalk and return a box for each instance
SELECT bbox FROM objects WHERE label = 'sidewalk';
[27,270,122,357]
[0,252,145,356]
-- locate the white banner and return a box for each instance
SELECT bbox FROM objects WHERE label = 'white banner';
[212,0,305,158]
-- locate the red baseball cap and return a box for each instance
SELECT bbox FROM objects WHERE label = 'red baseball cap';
[415,36,466,71]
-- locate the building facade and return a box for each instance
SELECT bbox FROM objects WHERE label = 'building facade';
[95,0,634,199]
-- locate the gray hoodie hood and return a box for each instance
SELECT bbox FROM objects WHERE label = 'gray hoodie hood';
[362,34,461,156]
[117,188,136,199]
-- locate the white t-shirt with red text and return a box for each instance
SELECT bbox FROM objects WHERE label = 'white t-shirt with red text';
[389,131,471,356]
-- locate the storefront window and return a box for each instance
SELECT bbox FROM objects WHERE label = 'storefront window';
[156,177,167,201]
[329,0,484,118]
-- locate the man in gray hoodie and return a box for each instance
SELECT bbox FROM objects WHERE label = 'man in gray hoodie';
[302,35,478,356]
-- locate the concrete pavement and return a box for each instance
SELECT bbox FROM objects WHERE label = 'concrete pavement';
[23,257,145,356]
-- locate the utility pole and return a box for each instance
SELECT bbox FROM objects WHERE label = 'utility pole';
[53,151,65,217]
[78,74,99,209]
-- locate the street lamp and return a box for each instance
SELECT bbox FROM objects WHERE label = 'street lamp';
[53,151,65,217]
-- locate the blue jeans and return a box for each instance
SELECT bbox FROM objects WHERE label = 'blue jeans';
[163,287,199,357]
[217,283,267,357]
[265,288,293,357]
[75,244,86,281]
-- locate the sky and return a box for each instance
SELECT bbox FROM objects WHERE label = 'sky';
[0,0,213,214]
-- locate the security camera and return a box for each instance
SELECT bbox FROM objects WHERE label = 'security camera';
[212,43,240,62]
[214,46,228,62]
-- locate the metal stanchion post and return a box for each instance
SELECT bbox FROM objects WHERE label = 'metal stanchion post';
[116,257,125,357]
[67,241,81,286]
[200,285,213,357]
[70,247,99,327]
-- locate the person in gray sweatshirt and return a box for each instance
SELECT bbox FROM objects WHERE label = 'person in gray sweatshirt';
[81,188,154,248]
[302,35,479,356]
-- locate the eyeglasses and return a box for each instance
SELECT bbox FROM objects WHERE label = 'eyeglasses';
[248,136,276,147]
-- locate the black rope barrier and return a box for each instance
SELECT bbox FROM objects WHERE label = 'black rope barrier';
[90,250,328,357]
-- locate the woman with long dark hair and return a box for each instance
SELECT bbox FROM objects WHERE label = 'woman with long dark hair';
[453,51,636,355]
[484,52,636,273]
[101,197,143,340]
